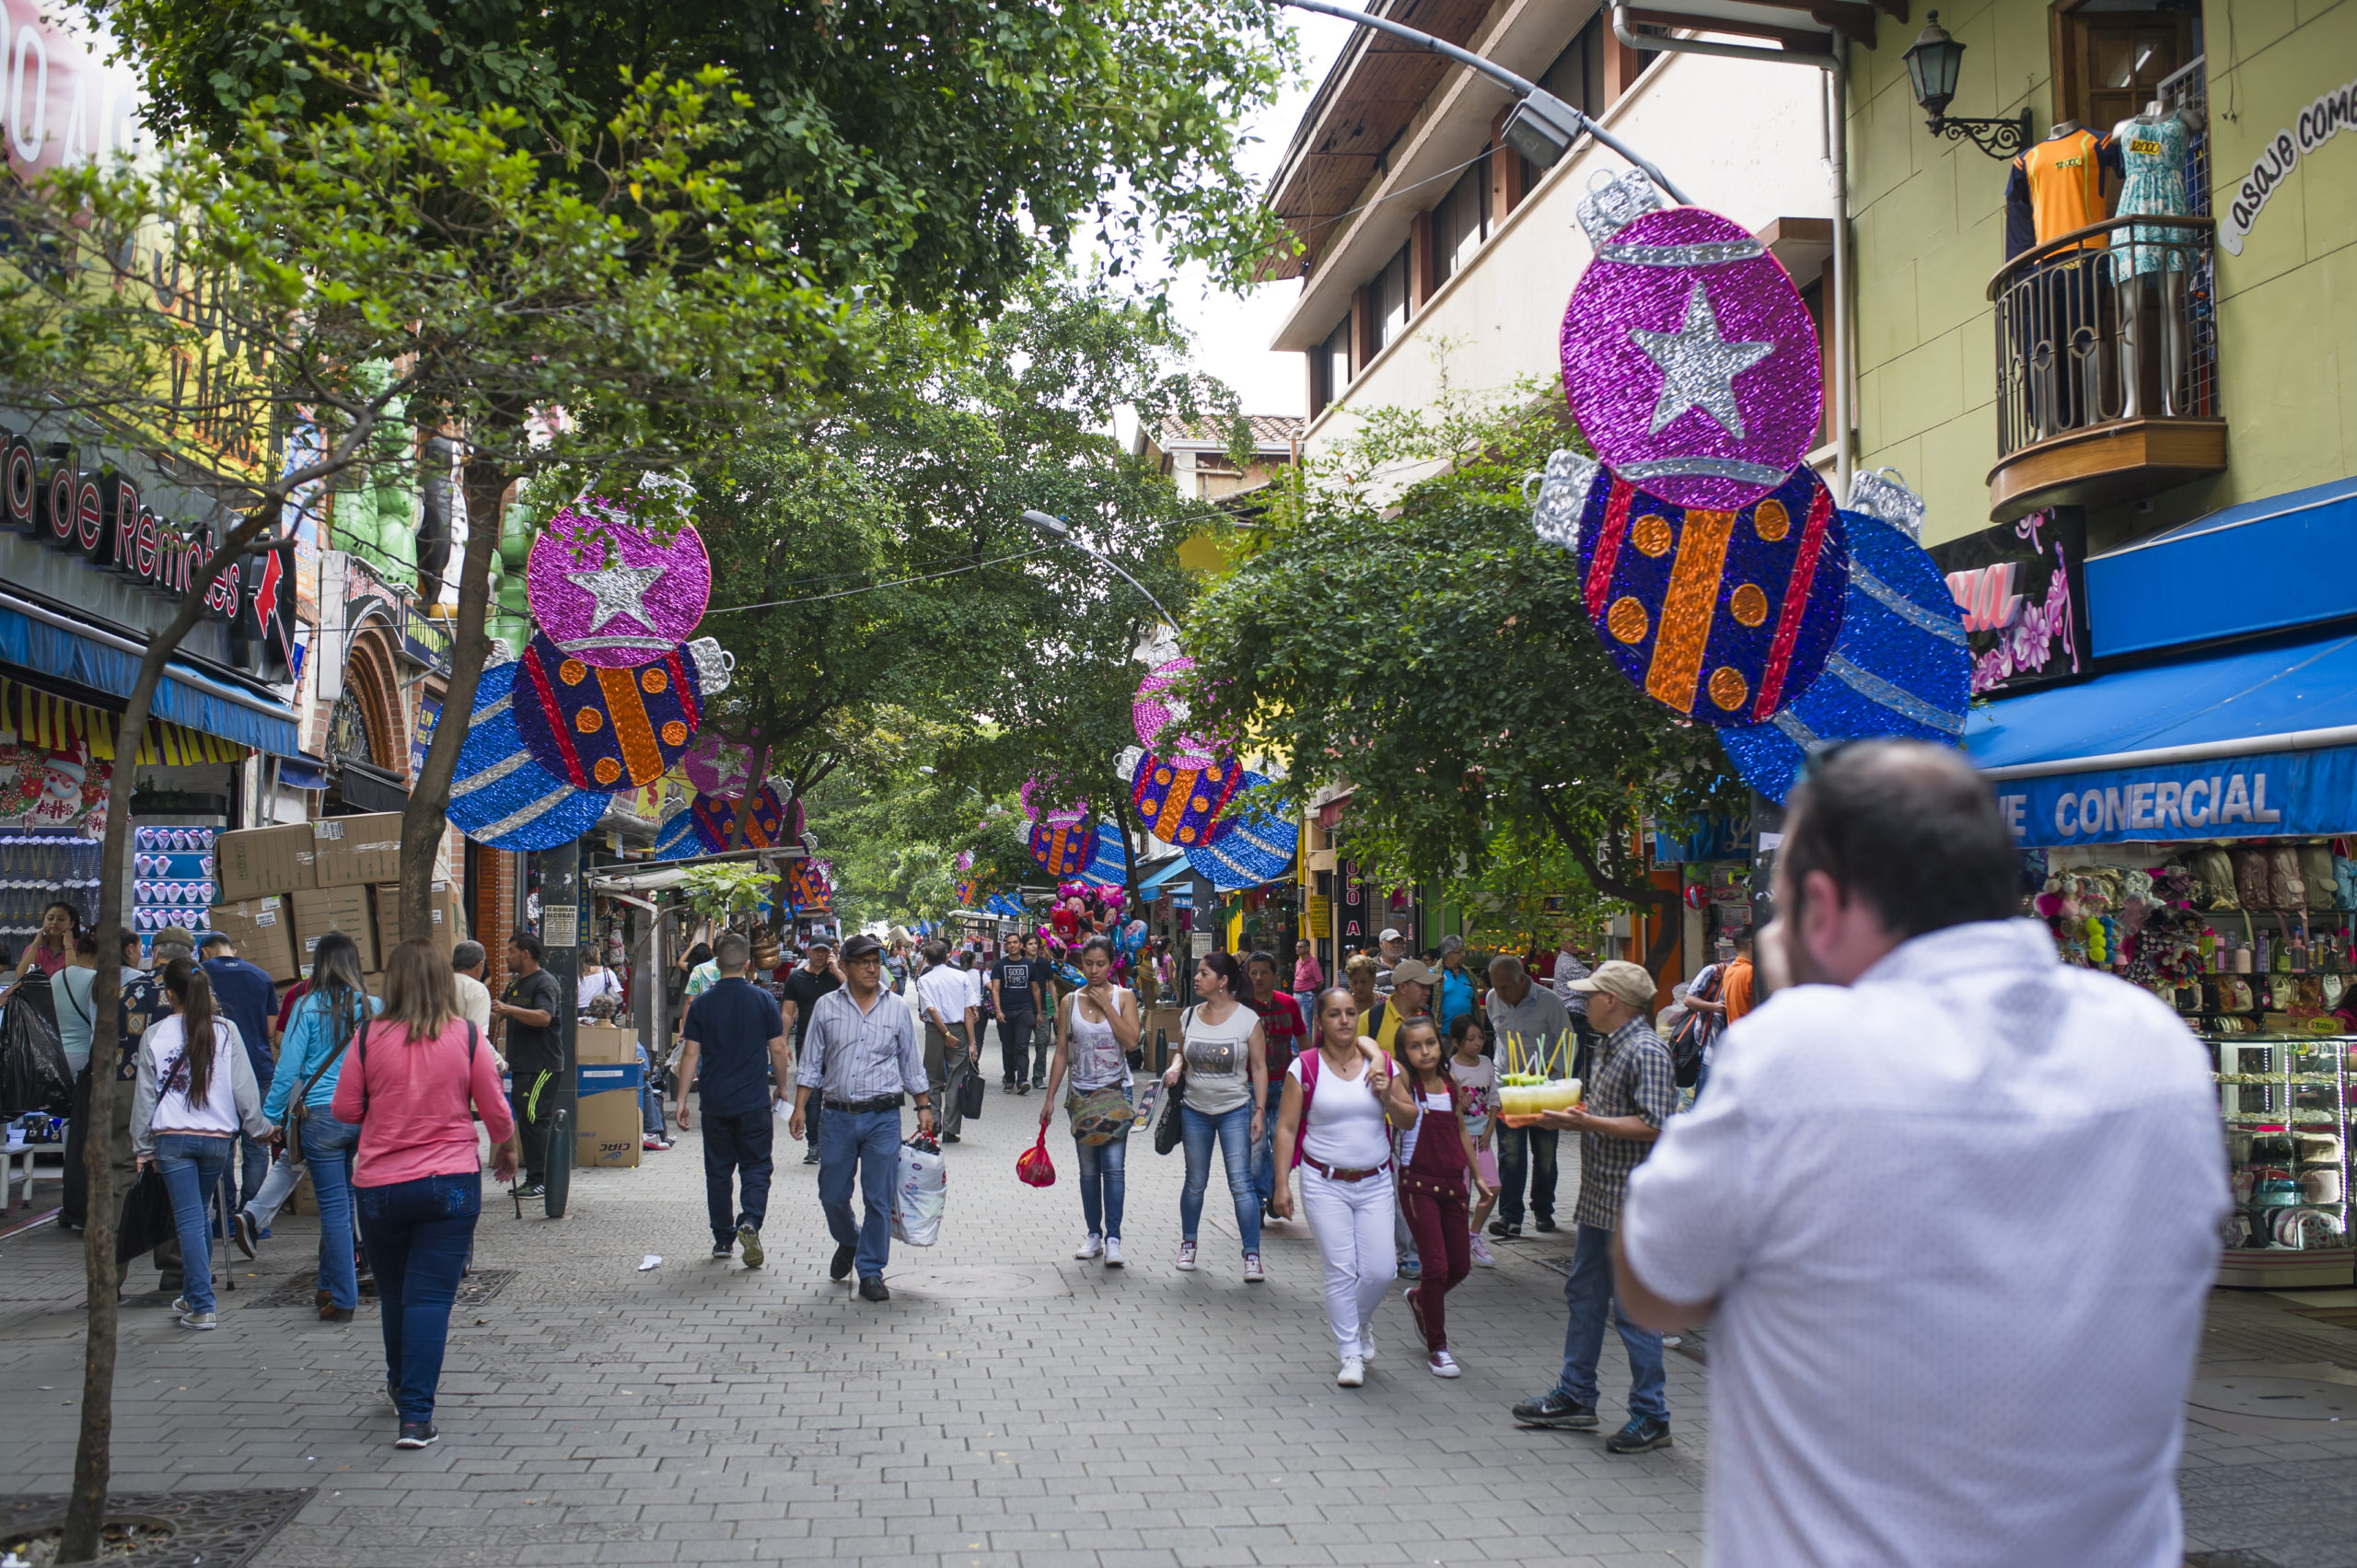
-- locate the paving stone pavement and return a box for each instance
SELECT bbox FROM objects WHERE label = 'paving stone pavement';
[7,1089,2357,1567]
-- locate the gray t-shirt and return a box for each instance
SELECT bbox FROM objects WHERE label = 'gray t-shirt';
[1178,1002,1259,1116]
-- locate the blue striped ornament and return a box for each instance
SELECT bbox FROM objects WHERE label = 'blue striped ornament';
[654,806,718,861]
[1077,820,1129,888]
[447,661,616,850]
[1717,512,1971,804]
[1186,772,1298,890]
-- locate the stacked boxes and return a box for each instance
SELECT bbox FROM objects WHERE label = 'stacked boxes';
[374,881,466,957]
[310,813,404,887]
[574,1024,643,1168]
[291,885,378,970]
[207,813,468,982]
[208,896,298,982]
[214,823,316,901]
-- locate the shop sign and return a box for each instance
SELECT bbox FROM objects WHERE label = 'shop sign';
[1929,506,2089,695]
[1993,746,2357,848]
[1304,893,1330,934]
[1651,812,1754,864]
[2221,71,2356,257]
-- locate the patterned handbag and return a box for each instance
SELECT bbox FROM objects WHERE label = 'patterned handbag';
[1067,1085,1135,1147]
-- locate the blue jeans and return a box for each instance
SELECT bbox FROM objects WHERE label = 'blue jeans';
[818,1106,901,1280]
[1179,1102,1260,1256]
[1074,1127,1129,1240]
[639,1044,665,1135]
[154,1132,232,1312]
[1554,1223,1666,1422]
[1494,1122,1559,1225]
[356,1172,482,1424]
[702,1104,774,1244]
[300,1114,364,1310]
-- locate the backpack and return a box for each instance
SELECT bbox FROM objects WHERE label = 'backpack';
[2298,843,2336,912]
[1667,967,1721,1088]
[2230,846,2271,910]
[2266,845,2305,911]
[2189,847,2239,911]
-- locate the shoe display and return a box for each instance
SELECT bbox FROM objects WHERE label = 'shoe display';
[1242,1251,1264,1283]
[1511,1390,1599,1430]
[233,1211,259,1259]
[1428,1350,1462,1378]
[1336,1356,1365,1388]
[1469,1232,1497,1267]
[737,1224,763,1269]
[1175,1240,1197,1272]
[1074,1233,1105,1260]
[858,1275,891,1302]
[395,1422,438,1449]
[1606,1415,1672,1454]
[830,1243,856,1282]
[1102,1237,1123,1267]
[177,1309,216,1330]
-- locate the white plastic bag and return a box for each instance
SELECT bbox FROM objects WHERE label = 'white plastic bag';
[890,1134,946,1247]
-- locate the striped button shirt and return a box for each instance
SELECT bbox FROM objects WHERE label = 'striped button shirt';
[1573,1016,1678,1230]
[796,984,929,1105]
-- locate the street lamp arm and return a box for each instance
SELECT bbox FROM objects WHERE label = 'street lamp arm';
[1275,0,1695,205]
[1022,510,1177,627]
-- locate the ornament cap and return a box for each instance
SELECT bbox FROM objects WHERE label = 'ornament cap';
[1845,468,1928,542]
[1528,449,1600,552]
[686,637,733,697]
[1576,168,1670,250]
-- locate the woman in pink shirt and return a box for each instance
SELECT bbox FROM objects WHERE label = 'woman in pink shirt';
[332,939,519,1450]
[17,900,77,977]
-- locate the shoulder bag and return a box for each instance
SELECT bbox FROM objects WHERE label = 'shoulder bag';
[1152,1005,1192,1156]
[284,993,364,1143]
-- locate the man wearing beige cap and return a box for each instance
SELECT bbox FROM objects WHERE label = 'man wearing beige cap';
[1509,958,1677,1454]
[1372,958,1434,1056]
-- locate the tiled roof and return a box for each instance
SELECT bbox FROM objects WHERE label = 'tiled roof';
[1157,413,1306,450]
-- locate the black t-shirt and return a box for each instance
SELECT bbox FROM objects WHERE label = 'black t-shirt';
[502,967,565,1078]
[683,976,785,1117]
[781,965,841,1048]
[991,958,1039,1022]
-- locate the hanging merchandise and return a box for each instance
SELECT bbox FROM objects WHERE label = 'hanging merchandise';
[1185,772,1298,890]
[681,732,757,799]
[1559,171,1824,511]
[525,496,713,667]
[446,660,615,851]
[1717,474,1971,803]
[510,632,731,790]
[691,783,789,850]
[1130,751,1245,847]
[1132,657,1219,770]
[1028,819,1095,877]
[1562,457,1850,726]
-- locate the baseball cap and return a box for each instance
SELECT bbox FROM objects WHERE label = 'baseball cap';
[806,933,836,951]
[1379,927,1402,943]
[1387,958,1437,989]
[840,933,883,961]
[154,924,196,952]
[1568,959,1655,1009]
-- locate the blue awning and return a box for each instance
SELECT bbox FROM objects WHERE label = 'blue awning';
[2086,475,2357,658]
[1966,629,2357,846]
[0,595,303,758]
[1138,855,1197,893]
[275,755,329,790]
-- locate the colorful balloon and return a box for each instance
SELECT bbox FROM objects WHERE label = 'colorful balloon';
[525,499,713,667]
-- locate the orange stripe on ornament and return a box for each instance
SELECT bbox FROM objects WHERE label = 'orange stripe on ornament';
[1645,509,1736,714]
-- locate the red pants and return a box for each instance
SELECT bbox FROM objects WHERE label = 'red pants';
[1399,1170,1472,1352]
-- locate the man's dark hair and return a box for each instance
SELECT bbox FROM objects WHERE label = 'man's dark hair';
[1782,741,2018,939]
[923,940,948,965]
[511,929,544,964]
[713,933,751,971]
[1247,949,1277,973]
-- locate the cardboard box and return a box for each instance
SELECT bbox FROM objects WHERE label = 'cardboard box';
[311,812,405,888]
[208,896,297,982]
[373,881,466,955]
[575,1024,642,1168]
[292,885,378,970]
[214,824,315,900]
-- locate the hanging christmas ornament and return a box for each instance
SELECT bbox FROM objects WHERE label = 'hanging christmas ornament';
[511,632,731,790]
[1130,752,1244,847]
[1186,772,1297,890]
[690,782,789,850]
[680,732,757,799]
[654,803,719,861]
[1559,171,1823,511]
[1078,820,1129,888]
[1020,774,1089,827]
[525,498,713,667]
[1718,475,1969,803]
[1028,819,1095,877]
[1564,454,1849,726]
[1133,657,1218,770]
[447,660,616,850]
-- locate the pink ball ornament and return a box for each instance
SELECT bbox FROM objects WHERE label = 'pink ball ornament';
[1133,657,1217,770]
[525,499,713,667]
[679,732,755,799]
[1561,205,1823,511]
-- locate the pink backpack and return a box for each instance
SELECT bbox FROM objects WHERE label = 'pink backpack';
[1290,1046,1399,1169]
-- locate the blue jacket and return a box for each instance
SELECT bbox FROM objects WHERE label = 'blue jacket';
[261,988,382,1123]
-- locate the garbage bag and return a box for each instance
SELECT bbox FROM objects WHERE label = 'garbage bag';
[0,973,73,1120]
[116,1165,175,1264]
[890,1133,946,1247]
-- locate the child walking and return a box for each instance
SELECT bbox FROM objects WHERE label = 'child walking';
[1446,1014,1501,1267]
[1388,1016,1497,1376]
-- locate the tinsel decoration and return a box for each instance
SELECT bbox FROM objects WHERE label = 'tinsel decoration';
[1028,819,1095,877]
[1717,498,1969,803]
[1573,462,1848,726]
[525,498,713,667]
[653,804,716,860]
[1560,178,1822,511]
[1133,656,1218,769]
[1077,820,1130,889]
[1131,751,1244,847]
[447,660,616,851]
[1020,775,1089,827]
[1185,772,1297,890]
[510,631,730,789]
[690,782,789,850]
[680,732,756,799]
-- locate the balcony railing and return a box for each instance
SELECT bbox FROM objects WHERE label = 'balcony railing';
[1985,214,2226,520]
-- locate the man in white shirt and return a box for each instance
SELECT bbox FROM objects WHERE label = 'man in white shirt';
[1617,741,2226,1568]
[914,941,979,1144]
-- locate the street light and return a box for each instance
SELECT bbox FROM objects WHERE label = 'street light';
[1021,510,1177,629]
[1278,0,1693,205]
[1902,13,2033,159]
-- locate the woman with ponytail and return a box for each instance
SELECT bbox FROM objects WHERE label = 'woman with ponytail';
[132,958,272,1330]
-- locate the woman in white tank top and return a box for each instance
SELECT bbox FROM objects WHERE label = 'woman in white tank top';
[1036,937,1141,1265]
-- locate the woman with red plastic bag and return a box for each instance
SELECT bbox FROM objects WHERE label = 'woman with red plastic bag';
[1035,936,1139,1267]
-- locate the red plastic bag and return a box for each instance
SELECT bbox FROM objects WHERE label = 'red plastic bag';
[1016,1128,1056,1188]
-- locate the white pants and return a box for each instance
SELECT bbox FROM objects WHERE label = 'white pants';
[1302,1167,1397,1361]
[240,1149,304,1230]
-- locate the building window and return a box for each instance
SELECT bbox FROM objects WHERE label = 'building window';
[1310,314,1352,417]
[1541,14,1608,118]
[2053,0,2199,132]
[1372,242,1411,353]
[1432,153,1491,289]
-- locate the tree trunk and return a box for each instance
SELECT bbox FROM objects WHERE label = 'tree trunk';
[398,452,506,938]
[62,505,278,1562]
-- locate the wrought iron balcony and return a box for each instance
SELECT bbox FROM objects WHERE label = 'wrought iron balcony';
[1986,214,2225,521]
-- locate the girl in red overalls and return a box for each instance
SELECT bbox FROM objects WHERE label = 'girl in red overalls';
[1386,1016,1497,1377]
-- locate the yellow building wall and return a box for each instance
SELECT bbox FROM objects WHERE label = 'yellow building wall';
[1846,0,2357,548]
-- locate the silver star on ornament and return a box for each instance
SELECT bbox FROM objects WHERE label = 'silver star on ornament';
[1630,281,1775,439]
[563,563,668,633]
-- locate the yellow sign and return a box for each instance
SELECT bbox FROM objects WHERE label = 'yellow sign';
[1305,894,1331,935]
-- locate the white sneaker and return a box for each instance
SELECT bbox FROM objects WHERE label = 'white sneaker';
[1175,1240,1197,1272]
[1469,1231,1497,1268]
[1336,1356,1365,1388]
[1074,1233,1104,1260]
[1242,1251,1264,1283]
[1428,1350,1462,1378]
[1103,1237,1123,1268]
[1358,1329,1377,1364]
[170,1295,192,1316]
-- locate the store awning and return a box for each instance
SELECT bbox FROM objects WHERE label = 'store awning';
[1138,855,1197,894]
[2086,475,2357,658]
[1965,628,2357,847]
[0,593,301,757]
[1,676,250,766]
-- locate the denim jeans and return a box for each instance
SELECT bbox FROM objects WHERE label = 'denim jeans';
[154,1132,232,1313]
[702,1104,774,1244]
[1030,1017,1054,1086]
[817,1106,902,1280]
[1554,1222,1666,1422]
[1074,1127,1129,1240]
[1179,1102,1260,1256]
[300,1114,364,1310]
[1494,1122,1559,1225]
[357,1171,482,1424]
[999,1016,1037,1085]
[1251,1097,1282,1213]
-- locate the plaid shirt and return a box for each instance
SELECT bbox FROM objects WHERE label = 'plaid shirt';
[1573,1016,1678,1230]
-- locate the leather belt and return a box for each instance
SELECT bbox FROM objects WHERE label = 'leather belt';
[1302,1156,1387,1183]
[825,1095,903,1114]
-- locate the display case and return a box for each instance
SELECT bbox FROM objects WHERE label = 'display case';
[2210,1034,2352,1288]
